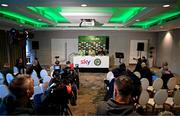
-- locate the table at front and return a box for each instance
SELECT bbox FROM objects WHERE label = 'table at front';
[73,56,109,68]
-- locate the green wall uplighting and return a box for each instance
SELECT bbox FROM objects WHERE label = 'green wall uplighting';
[0,10,48,28]
[132,10,180,28]
[109,7,145,23]
[27,7,69,23]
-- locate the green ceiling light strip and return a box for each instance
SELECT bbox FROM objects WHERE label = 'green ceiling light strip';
[109,7,145,23]
[0,10,48,28]
[132,10,180,28]
[61,7,116,13]
[27,7,69,23]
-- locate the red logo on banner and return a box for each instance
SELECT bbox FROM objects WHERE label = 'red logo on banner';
[80,59,91,65]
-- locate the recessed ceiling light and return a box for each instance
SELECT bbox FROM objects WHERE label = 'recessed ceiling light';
[81,4,87,7]
[1,4,8,7]
[163,4,170,8]
[135,19,140,22]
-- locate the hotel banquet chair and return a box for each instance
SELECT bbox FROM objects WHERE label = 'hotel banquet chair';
[31,85,44,100]
[167,77,177,96]
[40,69,48,78]
[138,90,150,111]
[32,69,38,77]
[165,89,180,113]
[141,78,149,90]
[6,73,14,85]
[0,72,4,85]
[134,71,141,79]
[0,84,10,99]
[104,71,114,90]
[31,70,39,86]
[147,78,163,94]
[106,71,114,82]
[13,66,19,75]
[147,89,168,113]
[42,75,51,84]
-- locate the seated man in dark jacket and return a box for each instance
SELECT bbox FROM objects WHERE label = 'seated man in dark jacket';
[96,75,138,115]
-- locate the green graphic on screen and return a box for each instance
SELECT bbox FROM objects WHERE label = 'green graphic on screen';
[78,36,109,56]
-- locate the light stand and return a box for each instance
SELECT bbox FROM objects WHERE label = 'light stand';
[118,58,122,64]
[115,52,124,65]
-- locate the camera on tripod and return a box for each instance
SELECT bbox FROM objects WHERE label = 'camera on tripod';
[53,56,62,78]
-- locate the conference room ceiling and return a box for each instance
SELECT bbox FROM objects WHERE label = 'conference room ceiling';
[0,0,180,31]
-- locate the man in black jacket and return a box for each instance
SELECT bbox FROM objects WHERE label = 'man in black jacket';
[96,75,138,115]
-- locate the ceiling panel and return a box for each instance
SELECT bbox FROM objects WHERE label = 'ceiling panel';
[0,0,179,31]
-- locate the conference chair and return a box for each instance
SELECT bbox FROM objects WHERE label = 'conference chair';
[31,70,39,86]
[147,78,163,94]
[165,89,180,113]
[167,77,177,96]
[6,73,14,85]
[134,71,141,78]
[141,78,149,91]
[13,66,18,75]
[147,89,168,113]
[40,69,48,78]
[0,84,10,99]
[106,71,114,82]
[0,72,4,85]
[138,90,150,111]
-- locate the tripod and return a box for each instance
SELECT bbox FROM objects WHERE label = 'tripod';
[137,51,142,59]
[118,58,122,64]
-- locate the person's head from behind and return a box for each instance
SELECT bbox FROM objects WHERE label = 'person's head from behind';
[9,74,34,100]
[114,75,133,103]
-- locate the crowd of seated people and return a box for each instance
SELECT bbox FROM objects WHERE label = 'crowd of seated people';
[104,63,141,105]
[0,57,79,115]
[97,75,139,115]
[133,57,153,85]
[102,58,177,115]
[0,55,177,115]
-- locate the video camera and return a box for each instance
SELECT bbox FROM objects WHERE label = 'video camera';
[53,56,62,78]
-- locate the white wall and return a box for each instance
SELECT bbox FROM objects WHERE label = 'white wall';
[51,39,78,64]
[33,30,157,66]
[129,40,148,64]
[156,29,180,75]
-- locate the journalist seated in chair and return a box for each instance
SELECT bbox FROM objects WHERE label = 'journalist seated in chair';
[96,75,139,115]
[160,62,174,89]
[0,74,34,115]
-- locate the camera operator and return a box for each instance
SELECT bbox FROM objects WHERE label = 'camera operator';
[36,74,73,115]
